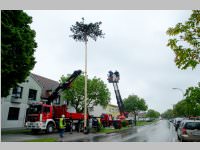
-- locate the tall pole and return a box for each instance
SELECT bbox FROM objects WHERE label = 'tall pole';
[84,40,87,132]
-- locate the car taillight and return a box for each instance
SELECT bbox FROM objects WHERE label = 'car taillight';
[182,128,187,135]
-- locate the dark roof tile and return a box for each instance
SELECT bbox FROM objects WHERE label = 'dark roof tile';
[31,73,59,99]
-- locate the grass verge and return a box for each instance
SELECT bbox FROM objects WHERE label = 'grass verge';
[24,138,57,142]
[136,120,158,126]
[1,129,31,135]
[98,126,131,134]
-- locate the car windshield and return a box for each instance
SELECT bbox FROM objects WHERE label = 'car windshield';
[28,105,42,114]
[185,122,200,130]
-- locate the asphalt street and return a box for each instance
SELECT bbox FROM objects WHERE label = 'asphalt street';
[66,120,178,142]
[2,120,178,142]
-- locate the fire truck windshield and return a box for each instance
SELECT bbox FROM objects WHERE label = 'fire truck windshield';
[28,105,42,114]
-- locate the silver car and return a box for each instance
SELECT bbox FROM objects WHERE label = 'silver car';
[177,119,200,142]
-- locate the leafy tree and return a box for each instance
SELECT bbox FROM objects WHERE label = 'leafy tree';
[1,10,37,97]
[166,10,200,70]
[123,94,148,125]
[173,100,188,117]
[172,83,200,117]
[185,82,200,104]
[60,75,110,113]
[146,109,160,119]
[161,109,174,119]
[184,83,200,116]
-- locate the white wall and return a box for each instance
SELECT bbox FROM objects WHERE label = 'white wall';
[1,75,42,129]
[89,104,106,117]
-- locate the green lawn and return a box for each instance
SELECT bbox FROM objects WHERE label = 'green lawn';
[98,126,130,134]
[24,138,57,142]
[1,129,31,135]
[136,120,158,126]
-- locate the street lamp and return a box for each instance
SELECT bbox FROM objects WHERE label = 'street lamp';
[172,88,184,99]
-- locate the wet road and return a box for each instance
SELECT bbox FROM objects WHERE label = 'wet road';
[2,120,178,142]
[67,120,178,142]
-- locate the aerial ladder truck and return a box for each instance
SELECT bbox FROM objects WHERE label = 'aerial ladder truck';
[107,70,128,120]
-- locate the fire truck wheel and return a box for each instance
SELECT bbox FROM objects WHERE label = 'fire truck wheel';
[46,123,55,133]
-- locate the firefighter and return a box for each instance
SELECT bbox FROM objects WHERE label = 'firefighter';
[59,114,66,142]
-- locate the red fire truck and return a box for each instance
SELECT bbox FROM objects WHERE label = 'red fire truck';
[25,70,95,134]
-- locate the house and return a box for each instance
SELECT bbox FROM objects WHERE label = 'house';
[105,104,120,119]
[1,73,75,129]
[1,74,42,129]
[90,103,120,119]
[31,73,60,104]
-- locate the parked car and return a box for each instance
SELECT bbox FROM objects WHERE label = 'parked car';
[177,119,200,142]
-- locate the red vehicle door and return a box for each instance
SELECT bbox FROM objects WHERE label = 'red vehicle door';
[42,105,53,121]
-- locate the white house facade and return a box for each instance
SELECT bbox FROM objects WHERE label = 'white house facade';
[1,75,42,129]
[1,73,76,129]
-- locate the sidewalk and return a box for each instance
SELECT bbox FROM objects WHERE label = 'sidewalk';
[1,130,107,142]
[1,126,137,142]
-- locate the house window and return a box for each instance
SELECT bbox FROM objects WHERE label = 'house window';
[12,86,23,98]
[7,107,20,120]
[28,89,37,101]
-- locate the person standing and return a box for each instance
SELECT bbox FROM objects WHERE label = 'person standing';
[59,114,66,142]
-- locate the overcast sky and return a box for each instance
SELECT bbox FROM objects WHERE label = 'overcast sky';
[25,10,200,113]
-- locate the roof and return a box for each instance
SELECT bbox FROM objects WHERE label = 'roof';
[31,73,59,99]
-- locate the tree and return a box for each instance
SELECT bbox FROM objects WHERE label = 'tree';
[146,109,160,120]
[161,109,174,119]
[1,10,37,97]
[70,17,105,129]
[60,75,110,113]
[172,83,200,117]
[184,83,200,116]
[166,10,200,70]
[123,94,148,125]
[173,100,189,117]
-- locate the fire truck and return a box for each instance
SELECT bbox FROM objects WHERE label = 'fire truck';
[25,70,97,134]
